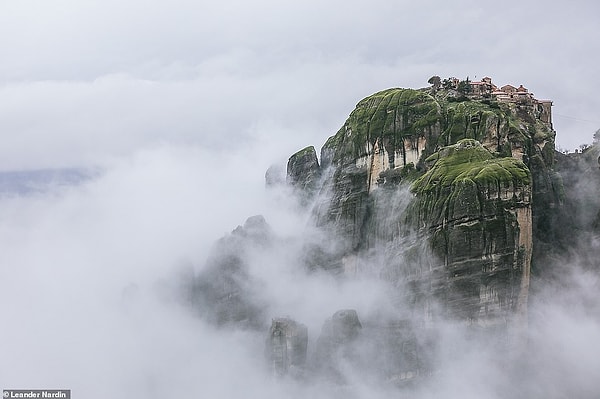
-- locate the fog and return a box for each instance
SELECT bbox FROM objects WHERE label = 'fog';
[2,0,600,396]
[0,144,395,397]
[0,146,273,396]
[1,139,598,398]
[2,1,600,171]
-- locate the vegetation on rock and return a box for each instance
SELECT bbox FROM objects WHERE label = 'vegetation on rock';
[323,88,441,164]
[411,139,530,197]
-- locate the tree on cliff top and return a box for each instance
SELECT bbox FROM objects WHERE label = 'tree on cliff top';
[457,77,472,95]
[428,75,441,91]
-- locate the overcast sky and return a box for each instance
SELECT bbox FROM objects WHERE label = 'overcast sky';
[1,0,599,170]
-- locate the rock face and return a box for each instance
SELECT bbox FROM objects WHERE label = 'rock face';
[409,139,532,325]
[312,309,363,383]
[287,146,321,195]
[314,310,362,370]
[190,215,272,329]
[266,318,308,378]
[532,143,600,277]
[189,80,600,389]
[264,309,428,385]
[286,85,558,329]
[312,309,425,384]
[312,89,441,256]
[265,164,286,187]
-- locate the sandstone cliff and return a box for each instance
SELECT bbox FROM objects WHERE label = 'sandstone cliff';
[288,85,557,329]
[189,80,600,387]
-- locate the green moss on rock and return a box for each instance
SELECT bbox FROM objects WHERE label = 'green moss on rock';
[294,145,318,158]
[410,139,531,225]
[325,88,441,163]
[440,101,505,145]
[412,139,530,195]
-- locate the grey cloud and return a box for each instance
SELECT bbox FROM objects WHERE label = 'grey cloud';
[1,130,599,398]
[2,1,600,168]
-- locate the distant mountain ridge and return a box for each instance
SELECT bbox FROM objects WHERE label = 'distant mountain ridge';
[0,168,96,195]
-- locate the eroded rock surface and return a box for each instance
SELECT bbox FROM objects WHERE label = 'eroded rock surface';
[280,82,569,335]
[190,215,272,329]
[314,309,363,382]
[266,310,429,385]
[266,317,308,378]
[287,145,321,196]
[408,139,532,325]
[188,81,600,391]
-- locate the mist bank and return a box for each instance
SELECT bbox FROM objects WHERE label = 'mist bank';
[1,109,599,398]
[0,139,598,398]
[180,85,599,396]
[183,185,600,398]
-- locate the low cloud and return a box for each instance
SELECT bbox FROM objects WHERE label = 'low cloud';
[1,140,599,398]
[2,0,600,396]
